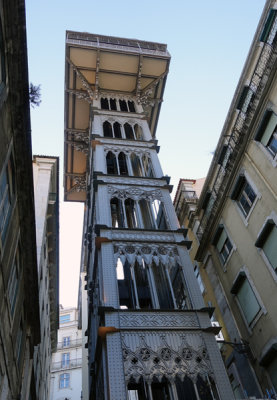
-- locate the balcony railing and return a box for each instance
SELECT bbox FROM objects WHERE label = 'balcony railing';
[57,338,82,350]
[51,358,82,371]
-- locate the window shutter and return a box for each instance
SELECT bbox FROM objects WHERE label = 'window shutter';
[260,9,277,43]
[230,271,246,294]
[237,279,260,324]
[261,113,277,146]
[263,225,277,270]
[216,229,227,252]
[255,219,275,248]
[230,175,246,200]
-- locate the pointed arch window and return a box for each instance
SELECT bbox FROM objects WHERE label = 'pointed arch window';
[138,199,155,229]
[113,122,122,138]
[119,99,128,112]
[118,152,128,175]
[130,153,143,176]
[110,98,117,110]
[103,121,113,137]
[125,198,138,229]
[124,123,135,140]
[142,155,154,177]
[152,200,168,230]
[101,98,109,110]
[128,100,136,112]
[110,198,124,228]
[106,152,118,175]
[134,124,143,140]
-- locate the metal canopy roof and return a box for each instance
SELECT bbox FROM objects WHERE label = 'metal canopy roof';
[64,31,170,202]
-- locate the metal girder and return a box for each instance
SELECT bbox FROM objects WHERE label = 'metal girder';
[67,56,94,101]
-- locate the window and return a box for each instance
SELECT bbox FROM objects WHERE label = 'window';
[255,110,277,159]
[118,152,128,175]
[212,225,233,264]
[231,272,261,325]
[152,200,168,230]
[130,153,143,176]
[60,314,70,323]
[106,151,118,174]
[260,9,277,43]
[134,124,143,140]
[8,249,20,315]
[62,353,70,367]
[101,97,135,112]
[231,175,256,218]
[170,263,191,310]
[63,337,70,347]
[142,155,154,177]
[124,123,135,140]
[59,373,70,389]
[119,99,128,112]
[110,198,124,228]
[0,157,15,243]
[255,219,277,273]
[194,264,205,294]
[103,121,113,137]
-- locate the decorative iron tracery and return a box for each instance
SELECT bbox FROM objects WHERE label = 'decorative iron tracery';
[121,333,213,384]
[108,185,162,202]
[114,243,181,268]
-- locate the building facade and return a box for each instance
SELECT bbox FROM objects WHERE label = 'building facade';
[50,306,82,400]
[174,179,263,399]
[64,32,235,399]
[0,1,40,399]
[175,1,277,398]
[33,156,59,400]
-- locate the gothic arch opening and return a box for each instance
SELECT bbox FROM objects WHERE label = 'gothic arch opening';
[142,154,154,177]
[113,122,122,138]
[128,100,136,112]
[106,151,118,174]
[152,262,174,309]
[119,99,128,112]
[130,153,143,176]
[110,98,117,110]
[125,198,138,229]
[134,124,143,140]
[118,152,128,175]
[152,199,168,230]
[124,123,135,140]
[134,260,152,309]
[110,198,124,228]
[138,199,155,229]
[103,121,113,137]
[101,97,109,110]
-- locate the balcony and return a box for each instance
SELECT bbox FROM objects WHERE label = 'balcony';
[51,358,82,371]
[57,338,82,350]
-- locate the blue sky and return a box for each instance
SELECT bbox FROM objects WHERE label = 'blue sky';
[25,0,265,306]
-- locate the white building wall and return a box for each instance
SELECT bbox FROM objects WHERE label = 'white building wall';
[50,307,82,400]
